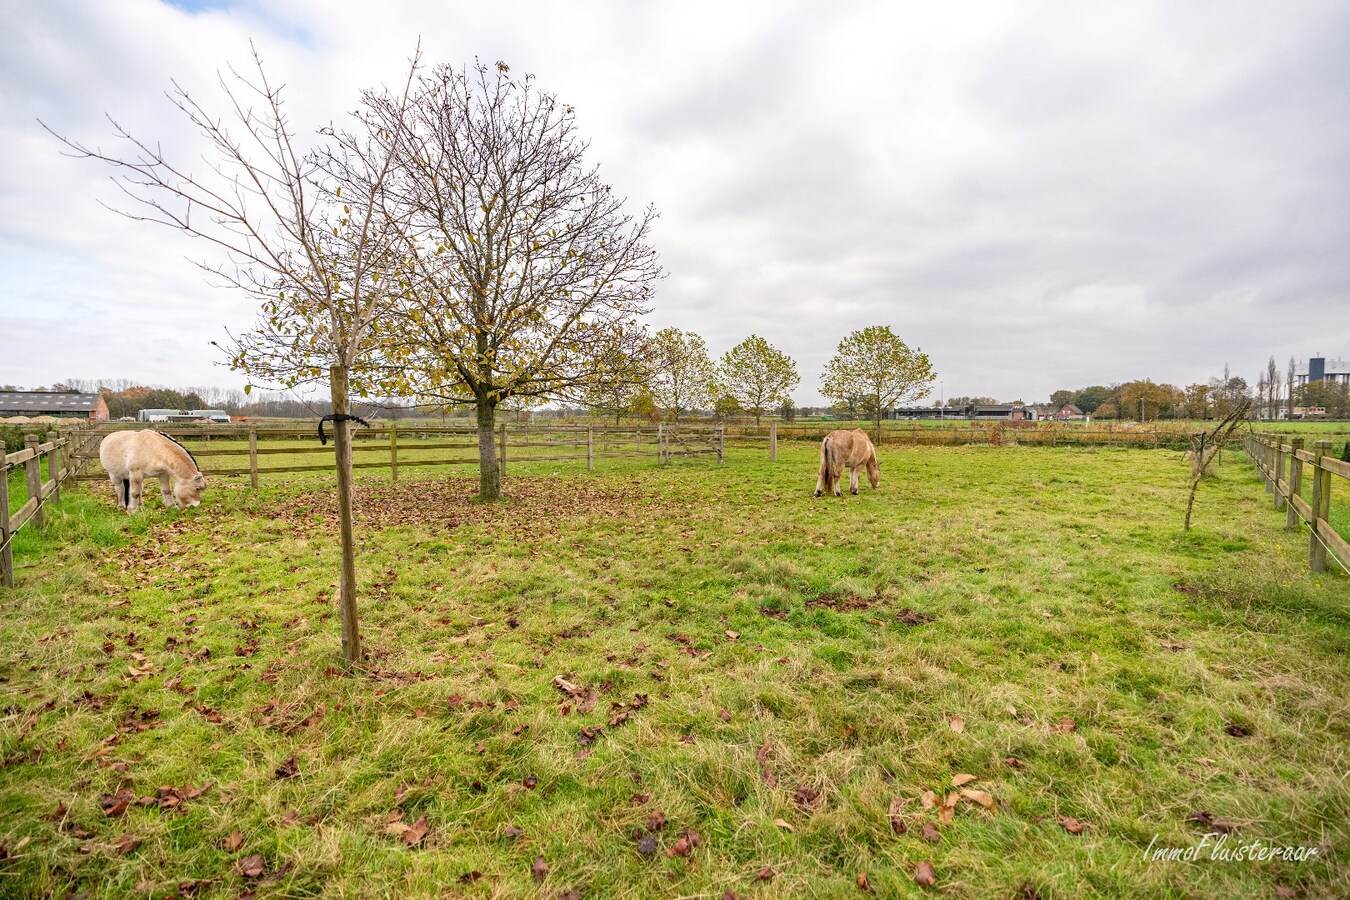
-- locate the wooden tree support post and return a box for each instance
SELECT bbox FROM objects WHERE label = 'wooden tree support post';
[46,431,61,504]
[248,427,259,489]
[0,449,12,588]
[769,422,778,462]
[389,422,399,483]
[329,363,361,667]
[1286,438,1304,530]
[498,424,508,479]
[1309,441,1330,572]
[24,435,43,530]
[587,427,595,472]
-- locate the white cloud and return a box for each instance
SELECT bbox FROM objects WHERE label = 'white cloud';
[1,0,1346,404]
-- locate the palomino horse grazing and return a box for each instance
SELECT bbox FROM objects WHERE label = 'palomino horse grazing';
[99,430,207,513]
[814,429,880,497]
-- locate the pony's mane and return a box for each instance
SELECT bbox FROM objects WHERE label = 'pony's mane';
[153,430,201,472]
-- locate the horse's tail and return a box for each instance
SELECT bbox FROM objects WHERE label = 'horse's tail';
[820,434,835,479]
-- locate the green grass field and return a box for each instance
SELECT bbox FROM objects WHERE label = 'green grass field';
[1,445,1347,898]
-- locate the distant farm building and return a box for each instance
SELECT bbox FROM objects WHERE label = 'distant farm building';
[0,391,109,421]
[887,404,1038,421]
[138,408,181,423]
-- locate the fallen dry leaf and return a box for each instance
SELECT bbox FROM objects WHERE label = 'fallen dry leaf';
[856,871,874,892]
[235,854,266,878]
[773,817,795,832]
[402,814,429,847]
[1059,816,1085,835]
[1054,718,1077,733]
[922,821,941,843]
[920,790,938,809]
[532,855,550,883]
[222,831,245,852]
[938,793,959,827]
[274,756,298,779]
[99,790,134,817]
[112,833,142,855]
[916,860,936,886]
[1186,810,1237,834]
[757,867,774,881]
[503,825,525,839]
[949,716,965,733]
[959,788,998,814]
[458,871,482,884]
[951,774,978,787]
[887,796,909,835]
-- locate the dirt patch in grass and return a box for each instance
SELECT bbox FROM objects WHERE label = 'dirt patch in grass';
[280,476,659,536]
[805,592,873,611]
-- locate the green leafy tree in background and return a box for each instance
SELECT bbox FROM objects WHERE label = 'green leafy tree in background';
[821,326,935,442]
[650,327,715,421]
[717,335,799,425]
[370,60,662,500]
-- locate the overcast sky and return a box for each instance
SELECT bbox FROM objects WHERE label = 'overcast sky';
[2,0,1347,405]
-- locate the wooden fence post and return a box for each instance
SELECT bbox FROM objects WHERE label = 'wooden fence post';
[1309,441,1329,572]
[718,425,725,464]
[0,448,12,588]
[657,424,664,464]
[1274,440,1286,510]
[248,426,259,489]
[499,424,507,478]
[769,422,777,461]
[24,435,43,529]
[389,422,399,483]
[1286,438,1304,530]
[46,432,60,504]
[587,427,595,472]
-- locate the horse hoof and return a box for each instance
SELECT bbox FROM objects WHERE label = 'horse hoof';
[813,490,822,498]
[851,489,858,495]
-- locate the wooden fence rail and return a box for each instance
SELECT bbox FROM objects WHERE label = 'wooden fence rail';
[74,423,726,484]
[1245,433,1349,574]
[1,425,98,587]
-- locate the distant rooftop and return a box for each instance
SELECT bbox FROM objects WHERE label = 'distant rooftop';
[0,391,101,411]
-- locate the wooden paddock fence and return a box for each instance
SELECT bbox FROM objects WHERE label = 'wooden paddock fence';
[1245,433,1349,574]
[1,425,100,587]
[73,422,725,487]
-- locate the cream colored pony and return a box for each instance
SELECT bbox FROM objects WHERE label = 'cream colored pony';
[814,429,880,497]
[99,430,207,513]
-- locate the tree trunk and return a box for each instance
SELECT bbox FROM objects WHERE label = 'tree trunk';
[476,394,501,500]
[330,364,361,666]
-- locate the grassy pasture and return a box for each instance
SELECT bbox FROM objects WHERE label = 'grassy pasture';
[1,444,1347,898]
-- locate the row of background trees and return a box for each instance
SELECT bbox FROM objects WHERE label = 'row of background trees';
[1047,358,1349,421]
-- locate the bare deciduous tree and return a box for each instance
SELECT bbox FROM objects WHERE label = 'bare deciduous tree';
[44,44,424,666]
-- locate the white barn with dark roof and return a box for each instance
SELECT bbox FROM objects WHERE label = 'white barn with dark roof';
[0,391,109,420]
